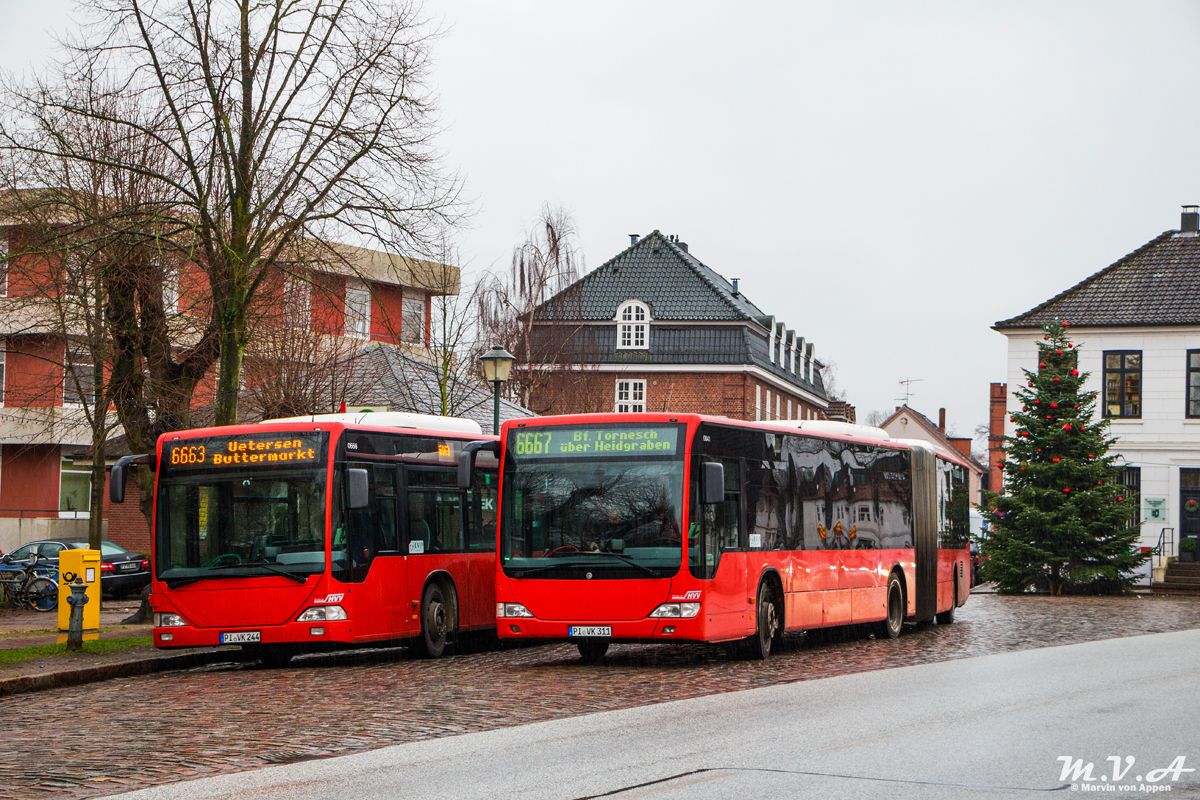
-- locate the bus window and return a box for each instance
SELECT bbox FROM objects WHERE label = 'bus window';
[468,471,497,552]
[689,458,740,579]
[339,464,398,581]
[408,490,464,553]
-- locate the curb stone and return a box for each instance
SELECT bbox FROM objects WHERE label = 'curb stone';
[0,650,241,697]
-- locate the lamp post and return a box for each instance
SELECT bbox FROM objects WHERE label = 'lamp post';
[480,345,516,435]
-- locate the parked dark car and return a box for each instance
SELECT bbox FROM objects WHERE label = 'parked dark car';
[0,539,150,598]
[970,541,982,586]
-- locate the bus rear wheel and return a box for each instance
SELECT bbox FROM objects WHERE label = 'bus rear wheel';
[876,574,903,640]
[577,639,609,664]
[746,581,780,660]
[417,582,453,658]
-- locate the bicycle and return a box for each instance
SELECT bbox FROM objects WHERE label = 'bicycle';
[0,555,59,612]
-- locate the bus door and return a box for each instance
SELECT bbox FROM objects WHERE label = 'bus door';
[341,463,406,634]
[463,470,499,629]
[404,467,470,630]
[691,457,749,639]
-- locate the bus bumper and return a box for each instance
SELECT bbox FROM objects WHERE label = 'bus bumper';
[496,615,708,643]
[153,618,357,649]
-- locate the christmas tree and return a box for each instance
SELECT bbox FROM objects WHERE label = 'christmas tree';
[981,319,1146,595]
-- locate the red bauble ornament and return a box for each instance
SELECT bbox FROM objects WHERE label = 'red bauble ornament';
[1046,416,1051,420]
[1040,361,1046,367]
[1068,343,1074,348]
[1052,457,1060,462]
[1117,496,1124,502]
[1063,487,1070,493]
[1051,403,1058,408]
[1043,335,1049,340]
[1070,369,1079,376]
[1062,321,1069,327]
[1029,382,1034,387]
[1056,349,1062,355]
[1054,377,1061,382]
[1063,424,1072,430]
[1021,466,1027,471]
[1097,480,1103,485]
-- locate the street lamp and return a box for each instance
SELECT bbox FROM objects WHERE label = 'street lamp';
[480,345,516,435]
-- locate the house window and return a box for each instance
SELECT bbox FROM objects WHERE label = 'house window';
[1103,351,1141,418]
[1117,466,1141,531]
[766,390,772,420]
[60,460,91,517]
[63,342,94,406]
[0,232,7,296]
[615,300,649,350]
[1188,351,1200,418]
[0,340,6,405]
[755,385,761,420]
[857,505,871,522]
[615,379,646,413]
[283,275,311,322]
[345,279,371,338]
[163,268,180,314]
[402,295,425,344]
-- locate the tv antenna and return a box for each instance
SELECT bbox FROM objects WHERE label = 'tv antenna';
[896,378,923,406]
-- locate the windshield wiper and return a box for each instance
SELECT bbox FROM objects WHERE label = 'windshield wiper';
[208,560,309,583]
[508,552,660,579]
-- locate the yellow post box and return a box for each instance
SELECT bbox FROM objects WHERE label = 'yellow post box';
[58,547,101,641]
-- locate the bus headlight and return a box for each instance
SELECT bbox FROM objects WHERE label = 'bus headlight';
[649,603,701,618]
[497,603,534,618]
[154,612,188,627]
[297,605,347,622]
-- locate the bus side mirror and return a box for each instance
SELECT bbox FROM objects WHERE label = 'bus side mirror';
[347,468,370,509]
[110,454,153,504]
[458,440,501,490]
[701,462,724,504]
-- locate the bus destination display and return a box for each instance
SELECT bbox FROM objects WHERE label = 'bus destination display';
[510,426,679,458]
[165,433,325,471]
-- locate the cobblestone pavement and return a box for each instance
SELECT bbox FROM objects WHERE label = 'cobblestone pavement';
[4,593,1200,800]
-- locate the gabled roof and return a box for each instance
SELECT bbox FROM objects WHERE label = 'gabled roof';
[878,405,985,474]
[994,229,1200,329]
[354,343,531,435]
[541,230,767,322]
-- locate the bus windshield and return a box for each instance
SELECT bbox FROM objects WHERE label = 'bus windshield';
[501,423,685,580]
[155,432,329,587]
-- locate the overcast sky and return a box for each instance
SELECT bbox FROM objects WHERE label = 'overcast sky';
[4,1,1200,444]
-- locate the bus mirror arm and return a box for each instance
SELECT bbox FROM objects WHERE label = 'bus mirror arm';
[347,468,370,509]
[110,454,155,504]
[458,440,501,490]
[701,461,724,505]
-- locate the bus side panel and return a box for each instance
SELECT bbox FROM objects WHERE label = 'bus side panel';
[464,553,495,629]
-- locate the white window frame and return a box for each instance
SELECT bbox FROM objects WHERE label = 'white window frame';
[615,300,650,350]
[766,389,772,420]
[59,458,91,519]
[0,338,6,407]
[615,379,646,413]
[0,232,8,297]
[344,279,371,339]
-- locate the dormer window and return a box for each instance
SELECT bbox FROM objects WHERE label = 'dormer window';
[616,300,650,350]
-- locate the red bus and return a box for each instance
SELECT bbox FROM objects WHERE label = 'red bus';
[111,412,499,666]
[461,413,970,662]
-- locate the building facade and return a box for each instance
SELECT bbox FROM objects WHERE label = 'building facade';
[992,206,1200,566]
[528,231,834,421]
[0,198,447,555]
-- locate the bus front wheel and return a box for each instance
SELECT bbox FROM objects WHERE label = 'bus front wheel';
[876,574,903,640]
[577,639,609,664]
[418,582,453,658]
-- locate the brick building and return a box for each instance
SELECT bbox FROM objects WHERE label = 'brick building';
[0,195,448,555]
[528,230,834,421]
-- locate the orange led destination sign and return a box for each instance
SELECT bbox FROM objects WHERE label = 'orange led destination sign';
[164,432,326,472]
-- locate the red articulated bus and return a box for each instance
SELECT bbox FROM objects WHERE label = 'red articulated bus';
[461,412,970,662]
[111,412,499,666]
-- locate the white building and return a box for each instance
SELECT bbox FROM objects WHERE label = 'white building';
[993,206,1200,578]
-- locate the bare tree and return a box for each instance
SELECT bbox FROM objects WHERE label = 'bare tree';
[1,0,461,427]
[478,205,590,411]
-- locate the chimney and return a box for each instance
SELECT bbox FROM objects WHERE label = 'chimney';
[938,408,946,433]
[731,278,740,296]
[629,234,640,246]
[678,241,688,253]
[1183,206,1199,233]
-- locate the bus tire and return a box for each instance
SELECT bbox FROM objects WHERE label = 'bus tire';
[418,582,452,658]
[936,582,957,625]
[253,645,294,668]
[577,639,609,664]
[876,573,903,640]
[746,580,780,660]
